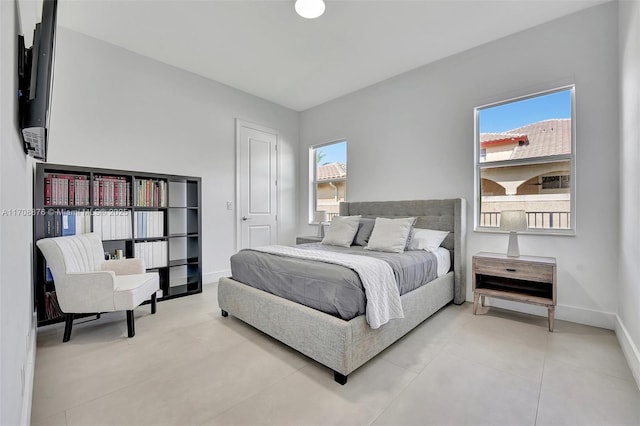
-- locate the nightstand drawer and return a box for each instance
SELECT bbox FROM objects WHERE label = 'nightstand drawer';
[473,257,554,283]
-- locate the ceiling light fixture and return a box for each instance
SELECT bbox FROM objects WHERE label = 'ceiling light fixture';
[295,0,325,19]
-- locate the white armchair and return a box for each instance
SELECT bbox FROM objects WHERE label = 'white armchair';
[36,233,159,342]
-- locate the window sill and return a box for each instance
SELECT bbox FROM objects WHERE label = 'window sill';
[474,226,576,237]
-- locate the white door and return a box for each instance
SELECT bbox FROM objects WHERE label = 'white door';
[236,120,278,250]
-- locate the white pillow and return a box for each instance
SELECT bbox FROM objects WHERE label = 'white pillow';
[365,217,416,253]
[321,215,361,247]
[408,228,449,252]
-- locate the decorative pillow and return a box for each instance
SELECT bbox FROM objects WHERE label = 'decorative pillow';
[321,215,361,247]
[408,228,449,252]
[353,218,376,246]
[365,217,416,253]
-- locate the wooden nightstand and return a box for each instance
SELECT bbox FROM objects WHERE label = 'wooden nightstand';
[296,236,323,244]
[472,252,557,331]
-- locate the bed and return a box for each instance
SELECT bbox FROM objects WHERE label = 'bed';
[218,198,466,384]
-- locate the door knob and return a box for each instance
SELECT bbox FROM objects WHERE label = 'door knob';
[242,216,251,221]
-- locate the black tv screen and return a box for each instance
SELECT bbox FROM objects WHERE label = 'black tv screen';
[18,0,58,161]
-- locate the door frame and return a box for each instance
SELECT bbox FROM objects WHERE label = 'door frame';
[235,119,280,251]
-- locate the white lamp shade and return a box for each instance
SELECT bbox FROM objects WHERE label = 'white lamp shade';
[499,210,527,232]
[314,210,328,223]
[295,0,326,19]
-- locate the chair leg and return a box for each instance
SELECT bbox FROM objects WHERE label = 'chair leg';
[151,292,157,315]
[63,313,74,342]
[126,310,135,338]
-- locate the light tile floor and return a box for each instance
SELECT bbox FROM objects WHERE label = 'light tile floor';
[31,283,640,426]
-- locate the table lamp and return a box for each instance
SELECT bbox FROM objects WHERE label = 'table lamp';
[314,210,328,237]
[500,210,527,257]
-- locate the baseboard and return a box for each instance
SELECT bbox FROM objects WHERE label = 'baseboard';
[487,299,616,329]
[20,311,37,426]
[615,315,640,390]
[203,269,231,285]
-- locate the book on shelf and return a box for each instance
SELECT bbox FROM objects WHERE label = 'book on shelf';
[134,240,167,269]
[93,175,131,207]
[44,210,61,237]
[44,291,62,320]
[44,173,90,206]
[93,210,132,240]
[45,210,91,237]
[134,211,164,238]
[135,179,167,207]
[61,210,76,236]
[75,211,91,235]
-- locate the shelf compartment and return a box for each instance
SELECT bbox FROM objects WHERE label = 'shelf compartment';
[168,207,198,236]
[134,178,167,207]
[168,180,199,208]
[475,274,553,300]
[102,240,134,259]
[93,174,132,207]
[169,264,200,296]
[92,209,133,240]
[44,171,91,207]
[169,235,198,262]
[134,210,166,238]
[134,240,168,269]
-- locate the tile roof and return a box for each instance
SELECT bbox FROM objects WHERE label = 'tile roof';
[479,133,528,144]
[317,162,347,181]
[481,119,571,160]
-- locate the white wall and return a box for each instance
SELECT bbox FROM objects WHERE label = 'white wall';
[48,28,300,282]
[0,2,37,425]
[617,0,640,384]
[300,2,620,328]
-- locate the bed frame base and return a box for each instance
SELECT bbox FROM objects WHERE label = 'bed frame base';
[218,272,454,383]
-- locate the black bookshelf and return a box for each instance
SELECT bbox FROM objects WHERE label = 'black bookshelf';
[33,163,202,326]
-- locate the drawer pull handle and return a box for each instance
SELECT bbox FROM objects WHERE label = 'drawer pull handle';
[506,268,517,272]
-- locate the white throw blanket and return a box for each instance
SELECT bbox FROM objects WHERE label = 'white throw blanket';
[250,245,404,329]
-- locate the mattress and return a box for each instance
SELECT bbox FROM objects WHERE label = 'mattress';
[230,243,450,320]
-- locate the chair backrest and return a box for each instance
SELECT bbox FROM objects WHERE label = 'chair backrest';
[36,233,106,284]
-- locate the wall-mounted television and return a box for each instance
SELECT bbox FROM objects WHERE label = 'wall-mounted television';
[18,0,58,162]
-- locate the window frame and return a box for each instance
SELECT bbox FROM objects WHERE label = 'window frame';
[309,139,348,224]
[473,85,577,236]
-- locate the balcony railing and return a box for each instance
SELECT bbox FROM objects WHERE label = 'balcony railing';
[480,211,571,229]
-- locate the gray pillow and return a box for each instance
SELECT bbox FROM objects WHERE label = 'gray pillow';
[321,215,361,247]
[365,217,416,253]
[353,218,376,246]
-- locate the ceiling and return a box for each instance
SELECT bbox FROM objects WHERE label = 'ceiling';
[56,0,609,111]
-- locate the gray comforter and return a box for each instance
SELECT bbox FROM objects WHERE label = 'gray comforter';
[230,243,439,320]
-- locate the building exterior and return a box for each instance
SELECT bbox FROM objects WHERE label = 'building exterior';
[479,119,571,229]
[315,162,347,220]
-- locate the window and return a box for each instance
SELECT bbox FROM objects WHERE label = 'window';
[475,86,575,233]
[310,140,347,223]
[541,175,570,190]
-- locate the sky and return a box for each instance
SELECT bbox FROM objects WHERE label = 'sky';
[479,88,572,133]
[316,140,347,165]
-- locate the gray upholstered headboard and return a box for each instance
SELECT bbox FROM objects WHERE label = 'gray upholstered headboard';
[339,198,467,304]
